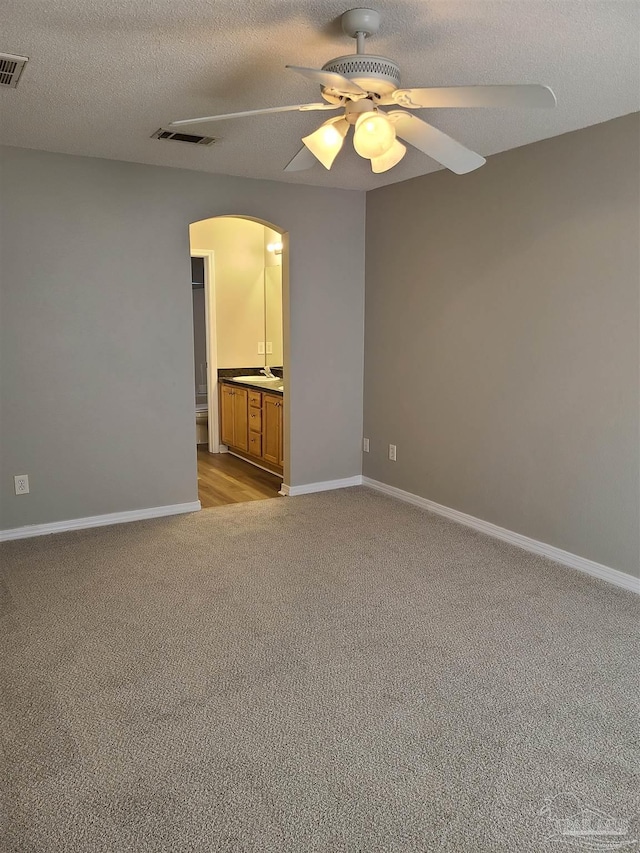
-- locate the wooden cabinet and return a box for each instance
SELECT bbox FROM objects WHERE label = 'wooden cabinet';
[279,403,284,468]
[234,390,249,451]
[220,384,234,447]
[248,390,262,460]
[248,407,262,433]
[220,382,283,475]
[263,393,283,468]
[220,384,248,452]
[248,432,262,457]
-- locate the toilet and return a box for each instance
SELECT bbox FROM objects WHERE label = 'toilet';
[195,399,208,445]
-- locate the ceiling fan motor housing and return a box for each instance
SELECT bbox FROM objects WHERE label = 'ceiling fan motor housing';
[320,54,401,102]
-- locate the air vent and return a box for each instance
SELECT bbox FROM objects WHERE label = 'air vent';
[151,128,216,146]
[0,53,29,88]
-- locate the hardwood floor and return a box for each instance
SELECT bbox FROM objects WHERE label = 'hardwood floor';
[197,446,282,508]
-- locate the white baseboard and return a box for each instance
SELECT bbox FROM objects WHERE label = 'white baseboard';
[280,475,363,497]
[227,451,282,478]
[362,478,639,595]
[0,501,202,542]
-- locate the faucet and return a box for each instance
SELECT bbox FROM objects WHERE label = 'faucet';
[261,367,276,378]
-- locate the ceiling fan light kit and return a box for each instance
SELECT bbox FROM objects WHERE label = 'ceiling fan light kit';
[170,8,556,178]
[301,116,349,170]
[353,111,396,158]
[371,139,407,174]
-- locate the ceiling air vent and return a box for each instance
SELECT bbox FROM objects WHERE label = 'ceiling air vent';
[0,53,29,88]
[151,128,216,146]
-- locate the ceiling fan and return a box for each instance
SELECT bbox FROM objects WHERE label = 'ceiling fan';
[170,8,557,176]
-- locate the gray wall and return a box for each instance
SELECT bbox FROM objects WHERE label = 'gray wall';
[0,147,365,529]
[363,113,640,577]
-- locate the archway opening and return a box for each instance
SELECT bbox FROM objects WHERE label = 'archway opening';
[188,215,289,508]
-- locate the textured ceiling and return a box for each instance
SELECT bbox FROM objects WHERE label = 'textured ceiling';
[1,1,639,191]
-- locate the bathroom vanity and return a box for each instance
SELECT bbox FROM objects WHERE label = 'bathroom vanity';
[220,380,284,475]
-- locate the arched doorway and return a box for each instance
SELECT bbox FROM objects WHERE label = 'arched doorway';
[188,215,289,507]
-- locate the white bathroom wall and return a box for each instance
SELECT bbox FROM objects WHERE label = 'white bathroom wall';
[189,217,266,369]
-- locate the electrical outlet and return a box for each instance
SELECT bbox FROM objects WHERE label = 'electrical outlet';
[363,437,370,452]
[258,342,265,354]
[14,474,29,495]
[388,444,397,462]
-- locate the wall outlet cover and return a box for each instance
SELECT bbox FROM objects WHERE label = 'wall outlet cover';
[14,474,29,495]
[363,437,370,452]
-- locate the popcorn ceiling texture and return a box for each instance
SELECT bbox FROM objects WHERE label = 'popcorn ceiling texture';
[1,487,638,851]
[1,0,639,190]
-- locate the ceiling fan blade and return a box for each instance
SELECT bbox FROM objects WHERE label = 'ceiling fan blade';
[391,84,557,109]
[387,111,486,175]
[286,65,366,98]
[169,102,338,128]
[284,146,319,172]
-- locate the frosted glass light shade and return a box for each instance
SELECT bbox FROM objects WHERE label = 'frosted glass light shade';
[353,112,396,159]
[302,118,349,170]
[371,139,407,173]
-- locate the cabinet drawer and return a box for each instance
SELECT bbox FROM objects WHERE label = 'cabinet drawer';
[248,407,262,433]
[248,390,262,408]
[248,433,262,457]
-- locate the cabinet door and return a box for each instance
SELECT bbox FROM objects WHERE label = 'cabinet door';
[220,385,235,447]
[248,407,262,434]
[232,386,249,452]
[263,394,281,466]
[248,432,262,458]
[278,398,284,467]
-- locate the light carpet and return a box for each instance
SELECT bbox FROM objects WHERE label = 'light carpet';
[1,487,638,852]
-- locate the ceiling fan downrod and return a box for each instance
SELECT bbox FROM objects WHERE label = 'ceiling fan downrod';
[341,8,381,54]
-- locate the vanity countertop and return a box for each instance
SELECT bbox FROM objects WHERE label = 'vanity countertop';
[220,377,284,396]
